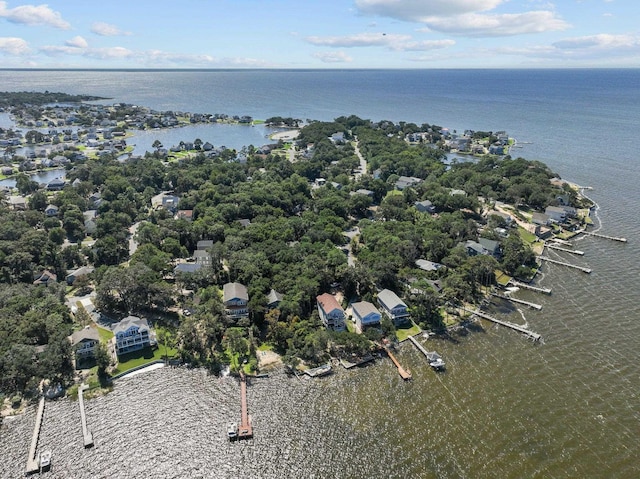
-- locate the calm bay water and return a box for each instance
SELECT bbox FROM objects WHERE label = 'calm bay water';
[1,69,639,478]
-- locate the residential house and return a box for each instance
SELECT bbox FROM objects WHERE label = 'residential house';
[462,240,488,256]
[545,206,566,223]
[377,289,410,326]
[415,259,443,272]
[351,189,374,198]
[113,316,155,357]
[196,239,214,250]
[44,204,59,217]
[8,195,27,210]
[193,249,212,267]
[66,265,94,285]
[415,200,436,214]
[395,176,422,190]
[33,270,57,286]
[316,293,346,332]
[266,289,283,309]
[46,177,66,191]
[532,212,550,226]
[478,237,501,258]
[70,326,100,363]
[151,192,180,213]
[175,210,193,221]
[223,282,249,320]
[174,263,202,274]
[351,301,382,331]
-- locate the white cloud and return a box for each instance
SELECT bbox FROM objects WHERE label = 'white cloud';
[312,51,353,63]
[41,44,133,59]
[355,0,568,37]
[422,11,570,37]
[306,32,455,53]
[91,22,131,37]
[553,34,638,50]
[306,32,411,48]
[0,36,29,55]
[0,1,70,29]
[355,0,503,19]
[65,36,88,48]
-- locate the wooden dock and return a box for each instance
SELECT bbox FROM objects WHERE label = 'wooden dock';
[383,346,412,380]
[407,336,445,369]
[78,384,94,448]
[538,256,592,273]
[546,244,584,256]
[508,280,551,295]
[463,307,542,342]
[238,372,253,440]
[25,397,45,474]
[582,231,627,243]
[491,292,542,310]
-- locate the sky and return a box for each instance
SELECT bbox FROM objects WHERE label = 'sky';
[0,0,638,69]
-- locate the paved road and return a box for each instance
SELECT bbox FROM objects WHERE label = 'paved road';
[353,138,368,180]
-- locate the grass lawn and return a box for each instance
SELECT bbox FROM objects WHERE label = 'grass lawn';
[345,319,356,333]
[257,343,273,352]
[518,227,537,243]
[395,322,421,341]
[112,342,178,375]
[495,269,512,287]
[97,326,114,342]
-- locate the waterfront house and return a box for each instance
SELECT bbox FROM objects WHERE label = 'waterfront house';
[351,301,382,331]
[223,282,249,320]
[113,316,155,357]
[70,326,100,363]
[377,289,410,326]
[316,293,346,332]
[532,212,550,226]
[46,177,66,191]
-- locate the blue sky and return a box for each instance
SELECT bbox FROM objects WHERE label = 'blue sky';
[0,0,637,68]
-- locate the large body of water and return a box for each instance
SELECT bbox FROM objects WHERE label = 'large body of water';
[1,69,639,478]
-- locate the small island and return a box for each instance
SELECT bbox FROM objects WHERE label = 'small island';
[0,93,596,415]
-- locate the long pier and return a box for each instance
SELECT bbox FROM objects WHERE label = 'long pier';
[25,397,45,474]
[463,307,542,342]
[491,293,542,310]
[538,256,592,273]
[238,372,253,440]
[582,231,627,243]
[546,244,584,256]
[508,280,551,295]
[78,384,94,448]
[383,346,412,380]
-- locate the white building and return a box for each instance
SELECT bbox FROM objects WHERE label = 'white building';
[113,316,156,357]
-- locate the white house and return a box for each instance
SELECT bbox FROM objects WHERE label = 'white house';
[70,326,100,362]
[351,301,381,332]
[223,282,249,320]
[316,293,346,332]
[377,289,410,326]
[113,316,155,357]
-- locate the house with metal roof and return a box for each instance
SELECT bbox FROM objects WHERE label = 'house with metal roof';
[377,289,410,326]
[223,282,249,320]
[351,301,381,332]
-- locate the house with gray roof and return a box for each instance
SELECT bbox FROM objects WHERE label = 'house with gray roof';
[351,301,381,331]
[377,289,410,326]
[113,316,155,357]
[266,289,283,309]
[70,326,100,362]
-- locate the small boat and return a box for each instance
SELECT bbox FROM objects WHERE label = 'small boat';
[426,352,446,371]
[227,422,238,440]
[40,449,52,470]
